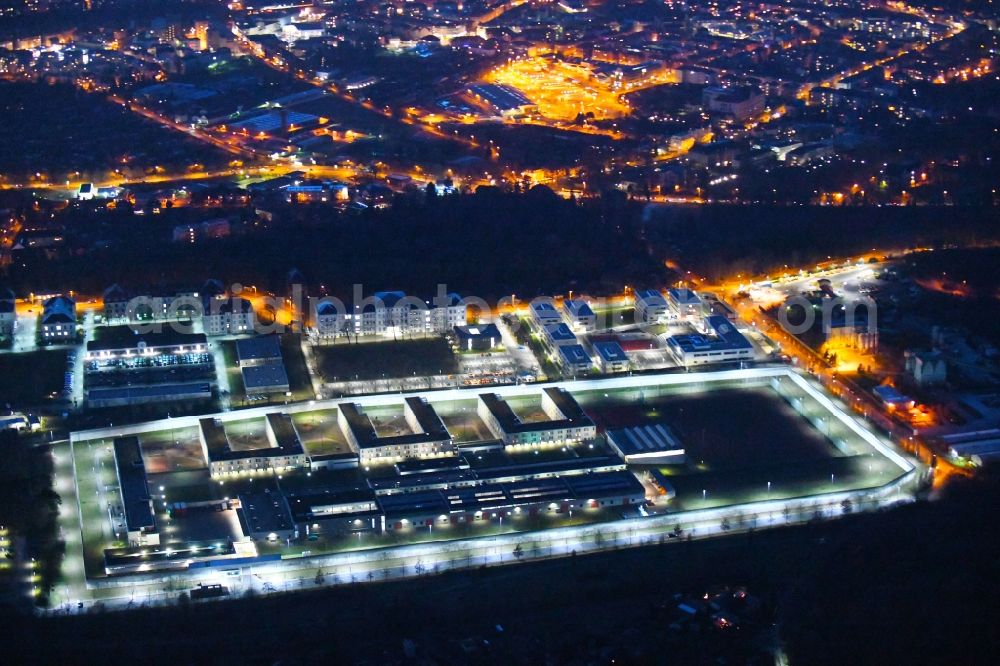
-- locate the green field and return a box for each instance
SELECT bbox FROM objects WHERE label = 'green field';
[585,385,896,509]
[219,340,245,403]
[0,350,68,405]
[591,304,635,328]
[279,334,315,401]
[314,338,459,382]
[292,409,353,456]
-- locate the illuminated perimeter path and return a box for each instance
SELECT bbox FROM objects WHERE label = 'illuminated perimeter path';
[57,366,921,612]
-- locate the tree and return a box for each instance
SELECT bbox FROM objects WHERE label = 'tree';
[0,430,63,605]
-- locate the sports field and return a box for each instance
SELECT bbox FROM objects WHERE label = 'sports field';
[585,385,897,509]
[314,338,459,382]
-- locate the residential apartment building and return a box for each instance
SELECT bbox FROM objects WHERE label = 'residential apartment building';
[530,300,563,328]
[666,288,706,322]
[102,282,210,323]
[543,322,578,348]
[199,414,310,478]
[477,388,596,449]
[312,291,467,339]
[338,397,455,465]
[40,295,77,342]
[202,297,254,336]
[635,289,669,324]
[557,344,592,375]
[563,299,597,332]
[593,340,630,373]
[429,292,467,332]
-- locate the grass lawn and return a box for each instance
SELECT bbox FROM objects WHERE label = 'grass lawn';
[314,338,458,382]
[526,333,559,379]
[0,350,68,405]
[586,386,891,508]
[219,340,246,403]
[279,334,315,401]
[592,304,635,328]
[589,388,836,467]
[292,409,353,456]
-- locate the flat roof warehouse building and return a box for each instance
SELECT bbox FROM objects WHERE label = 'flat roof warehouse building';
[237,335,290,395]
[85,328,208,360]
[607,424,686,465]
[112,436,159,546]
[236,335,282,367]
[88,382,213,408]
[377,470,645,532]
[237,488,297,542]
[242,363,291,395]
[468,83,536,117]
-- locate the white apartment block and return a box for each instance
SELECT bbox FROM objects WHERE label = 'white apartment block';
[563,299,597,333]
[635,289,669,325]
[313,291,467,339]
[666,288,706,322]
[202,297,255,336]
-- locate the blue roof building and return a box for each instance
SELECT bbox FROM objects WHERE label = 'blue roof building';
[564,299,597,332]
[666,315,753,366]
[558,344,592,374]
[593,340,629,373]
[543,322,578,347]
